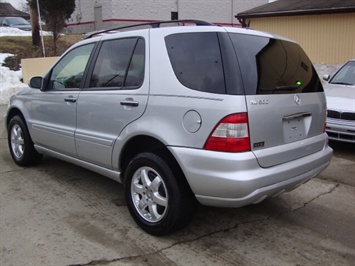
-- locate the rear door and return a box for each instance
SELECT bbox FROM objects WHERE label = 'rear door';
[229,33,327,167]
[75,34,148,168]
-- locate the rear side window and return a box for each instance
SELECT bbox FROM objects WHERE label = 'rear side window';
[89,37,145,89]
[165,32,226,94]
[229,33,323,95]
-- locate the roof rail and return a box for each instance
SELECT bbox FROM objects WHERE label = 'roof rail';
[85,19,213,39]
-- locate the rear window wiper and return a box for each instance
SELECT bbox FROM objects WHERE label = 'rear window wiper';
[261,85,299,92]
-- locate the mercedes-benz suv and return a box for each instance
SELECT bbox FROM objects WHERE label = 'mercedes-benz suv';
[6,20,333,235]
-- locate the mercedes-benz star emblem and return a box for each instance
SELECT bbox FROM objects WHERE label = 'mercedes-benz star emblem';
[294,94,301,105]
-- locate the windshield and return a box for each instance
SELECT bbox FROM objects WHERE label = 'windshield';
[330,61,355,85]
[7,17,30,26]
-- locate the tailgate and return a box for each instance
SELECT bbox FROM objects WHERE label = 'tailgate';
[246,93,327,168]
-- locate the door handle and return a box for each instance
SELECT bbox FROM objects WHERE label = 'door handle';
[64,96,77,103]
[120,99,139,107]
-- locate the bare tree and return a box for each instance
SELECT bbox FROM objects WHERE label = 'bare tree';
[29,5,41,47]
[20,0,41,47]
[27,0,76,55]
[19,1,30,13]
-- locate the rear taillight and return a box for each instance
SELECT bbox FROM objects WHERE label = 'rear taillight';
[204,113,251,152]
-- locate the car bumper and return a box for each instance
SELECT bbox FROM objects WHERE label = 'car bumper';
[326,118,355,143]
[169,142,333,208]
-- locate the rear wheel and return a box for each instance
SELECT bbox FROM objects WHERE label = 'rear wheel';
[124,152,197,235]
[8,115,43,166]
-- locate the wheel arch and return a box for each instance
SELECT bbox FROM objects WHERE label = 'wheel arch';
[7,109,43,166]
[119,135,190,187]
[6,107,25,130]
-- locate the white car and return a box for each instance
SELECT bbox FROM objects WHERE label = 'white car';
[323,59,355,143]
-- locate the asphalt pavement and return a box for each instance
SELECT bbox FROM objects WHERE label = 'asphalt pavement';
[1,104,354,266]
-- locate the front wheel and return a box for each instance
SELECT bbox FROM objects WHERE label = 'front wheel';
[8,115,43,166]
[124,152,197,235]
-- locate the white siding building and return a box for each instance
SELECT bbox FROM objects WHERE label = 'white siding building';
[66,0,268,33]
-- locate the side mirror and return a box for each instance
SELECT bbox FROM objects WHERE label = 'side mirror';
[29,76,43,89]
[323,74,330,81]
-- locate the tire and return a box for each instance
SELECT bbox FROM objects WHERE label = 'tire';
[124,152,197,235]
[8,115,43,166]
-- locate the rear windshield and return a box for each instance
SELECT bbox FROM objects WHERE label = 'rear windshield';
[229,33,323,95]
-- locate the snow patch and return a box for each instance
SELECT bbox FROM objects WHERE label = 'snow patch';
[0,56,27,105]
[0,26,52,37]
[0,26,52,105]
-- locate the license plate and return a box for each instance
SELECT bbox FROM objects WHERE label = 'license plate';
[283,116,306,143]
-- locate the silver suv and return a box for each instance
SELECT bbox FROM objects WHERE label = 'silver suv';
[6,20,333,235]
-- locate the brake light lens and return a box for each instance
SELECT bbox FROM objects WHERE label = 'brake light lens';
[204,113,251,152]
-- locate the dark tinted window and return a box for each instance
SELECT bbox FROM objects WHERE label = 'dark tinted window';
[89,38,145,89]
[125,38,145,87]
[229,33,323,94]
[165,32,226,94]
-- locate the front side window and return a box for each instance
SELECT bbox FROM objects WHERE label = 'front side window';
[48,43,95,90]
[89,38,145,89]
[165,32,226,94]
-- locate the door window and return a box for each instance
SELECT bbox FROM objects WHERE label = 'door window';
[48,43,95,90]
[89,38,145,89]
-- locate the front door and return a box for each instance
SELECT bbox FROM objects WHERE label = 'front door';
[29,43,95,156]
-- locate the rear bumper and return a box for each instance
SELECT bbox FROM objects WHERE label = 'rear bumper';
[169,141,333,208]
[326,118,355,143]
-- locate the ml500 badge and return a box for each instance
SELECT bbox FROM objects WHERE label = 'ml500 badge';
[250,99,269,105]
